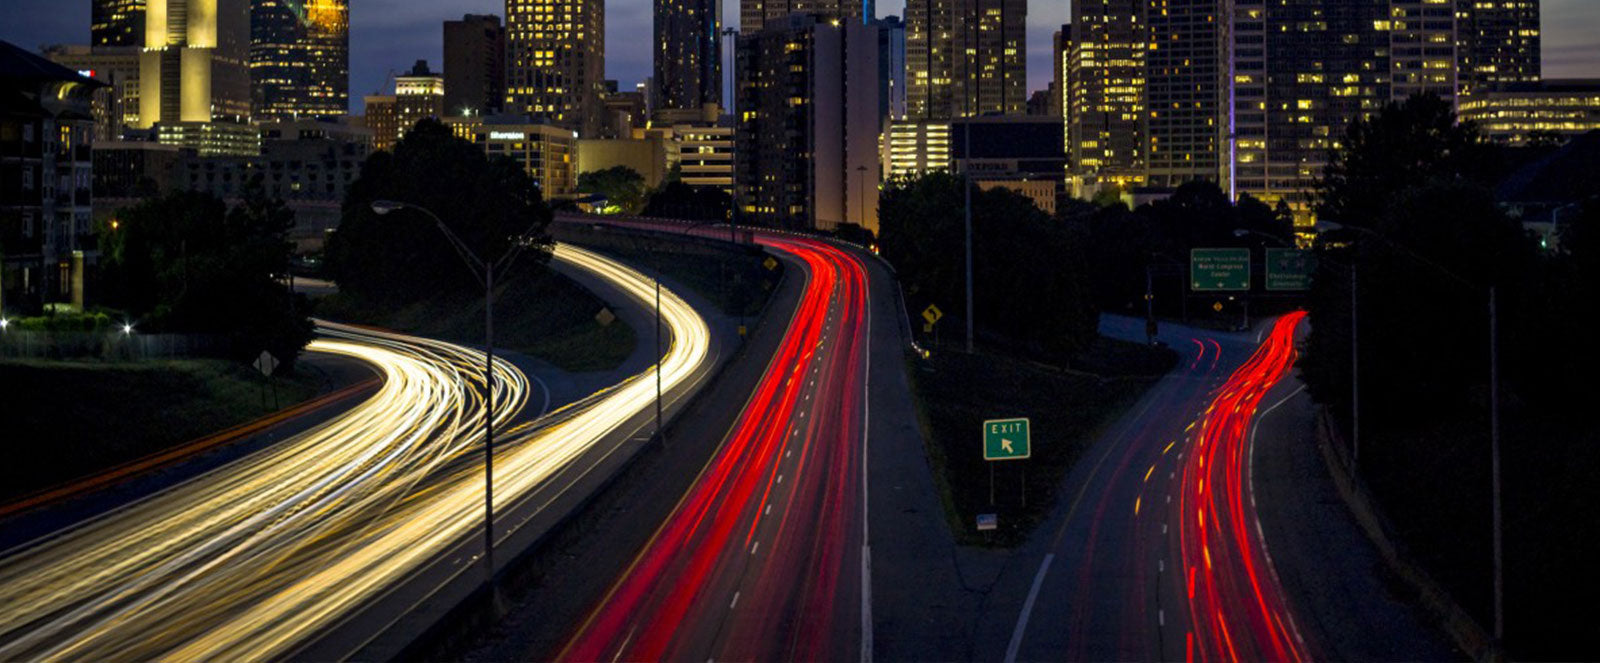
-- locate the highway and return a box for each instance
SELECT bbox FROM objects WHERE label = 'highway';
[558,234,874,662]
[0,243,711,661]
[999,312,1312,662]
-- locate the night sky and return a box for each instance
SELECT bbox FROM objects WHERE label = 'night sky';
[2,0,1596,114]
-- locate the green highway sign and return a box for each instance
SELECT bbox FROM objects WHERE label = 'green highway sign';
[1266,248,1314,291]
[1191,248,1251,291]
[983,417,1031,461]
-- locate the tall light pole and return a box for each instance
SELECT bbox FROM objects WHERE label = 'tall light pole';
[647,219,725,446]
[1319,220,1502,646]
[372,200,538,596]
[856,165,869,228]
[962,118,974,353]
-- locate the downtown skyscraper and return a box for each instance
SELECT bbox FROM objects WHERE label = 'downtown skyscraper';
[506,0,605,137]
[137,0,257,155]
[739,0,862,32]
[1063,0,1544,217]
[249,0,349,121]
[905,0,1027,119]
[444,14,506,117]
[92,0,146,47]
[1457,0,1541,94]
[655,0,722,112]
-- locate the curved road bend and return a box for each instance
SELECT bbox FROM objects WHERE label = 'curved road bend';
[559,234,876,662]
[998,313,1312,662]
[0,244,711,661]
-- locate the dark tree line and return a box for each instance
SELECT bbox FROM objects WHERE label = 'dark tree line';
[326,119,553,304]
[878,172,1098,362]
[97,189,313,365]
[1303,94,1599,659]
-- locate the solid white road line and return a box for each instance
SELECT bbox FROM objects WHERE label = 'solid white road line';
[1003,553,1056,663]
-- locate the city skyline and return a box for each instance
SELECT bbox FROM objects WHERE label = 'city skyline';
[6,0,1594,115]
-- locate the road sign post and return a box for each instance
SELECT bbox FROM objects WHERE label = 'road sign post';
[1190,248,1251,291]
[983,417,1031,506]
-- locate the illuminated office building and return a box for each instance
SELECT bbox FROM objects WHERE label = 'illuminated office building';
[740,0,862,32]
[1386,0,1458,104]
[249,0,349,121]
[1459,79,1600,145]
[446,115,577,198]
[362,61,444,152]
[905,0,1026,119]
[655,0,721,111]
[1062,0,1146,195]
[93,0,146,47]
[137,0,257,156]
[505,0,605,138]
[736,14,880,233]
[362,95,399,151]
[883,119,950,178]
[1457,0,1540,95]
[444,14,506,117]
[1144,0,1224,189]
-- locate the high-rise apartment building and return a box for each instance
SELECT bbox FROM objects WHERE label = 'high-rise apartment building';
[250,0,349,121]
[739,0,863,33]
[1,42,106,307]
[93,0,147,47]
[905,0,1026,119]
[736,14,880,232]
[1387,0,1459,104]
[505,0,605,138]
[444,14,506,117]
[1063,0,1146,194]
[1457,0,1540,95]
[1144,0,1224,189]
[137,0,257,156]
[1228,0,1393,212]
[655,0,721,111]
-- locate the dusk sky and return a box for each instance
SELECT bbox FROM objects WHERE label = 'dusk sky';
[3,0,1596,114]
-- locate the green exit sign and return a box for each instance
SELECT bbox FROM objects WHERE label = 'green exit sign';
[1191,248,1251,291]
[1266,248,1314,291]
[983,418,1031,461]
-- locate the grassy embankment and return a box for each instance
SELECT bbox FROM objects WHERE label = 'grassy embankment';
[314,267,635,372]
[0,359,323,503]
[909,336,1178,546]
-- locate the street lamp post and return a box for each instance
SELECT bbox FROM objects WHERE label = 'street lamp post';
[646,219,725,447]
[371,200,538,597]
[962,119,975,353]
[1320,220,1503,647]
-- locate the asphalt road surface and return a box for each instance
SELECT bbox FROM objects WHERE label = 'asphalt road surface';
[993,313,1313,662]
[558,234,875,662]
[0,244,712,660]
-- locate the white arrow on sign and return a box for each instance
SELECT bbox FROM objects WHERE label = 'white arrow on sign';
[1001,438,1015,454]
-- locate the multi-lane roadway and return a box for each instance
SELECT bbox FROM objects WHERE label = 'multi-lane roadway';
[998,313,1312,662]
[0,243,711,660]
[559,234,876,662]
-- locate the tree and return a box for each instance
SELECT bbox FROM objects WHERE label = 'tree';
[97,190,314,365]
[326,118,551,304]
[641,180,732,222]
[577,165,648,214]
[879,172,1097,360]
[1318,93,1497,227]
